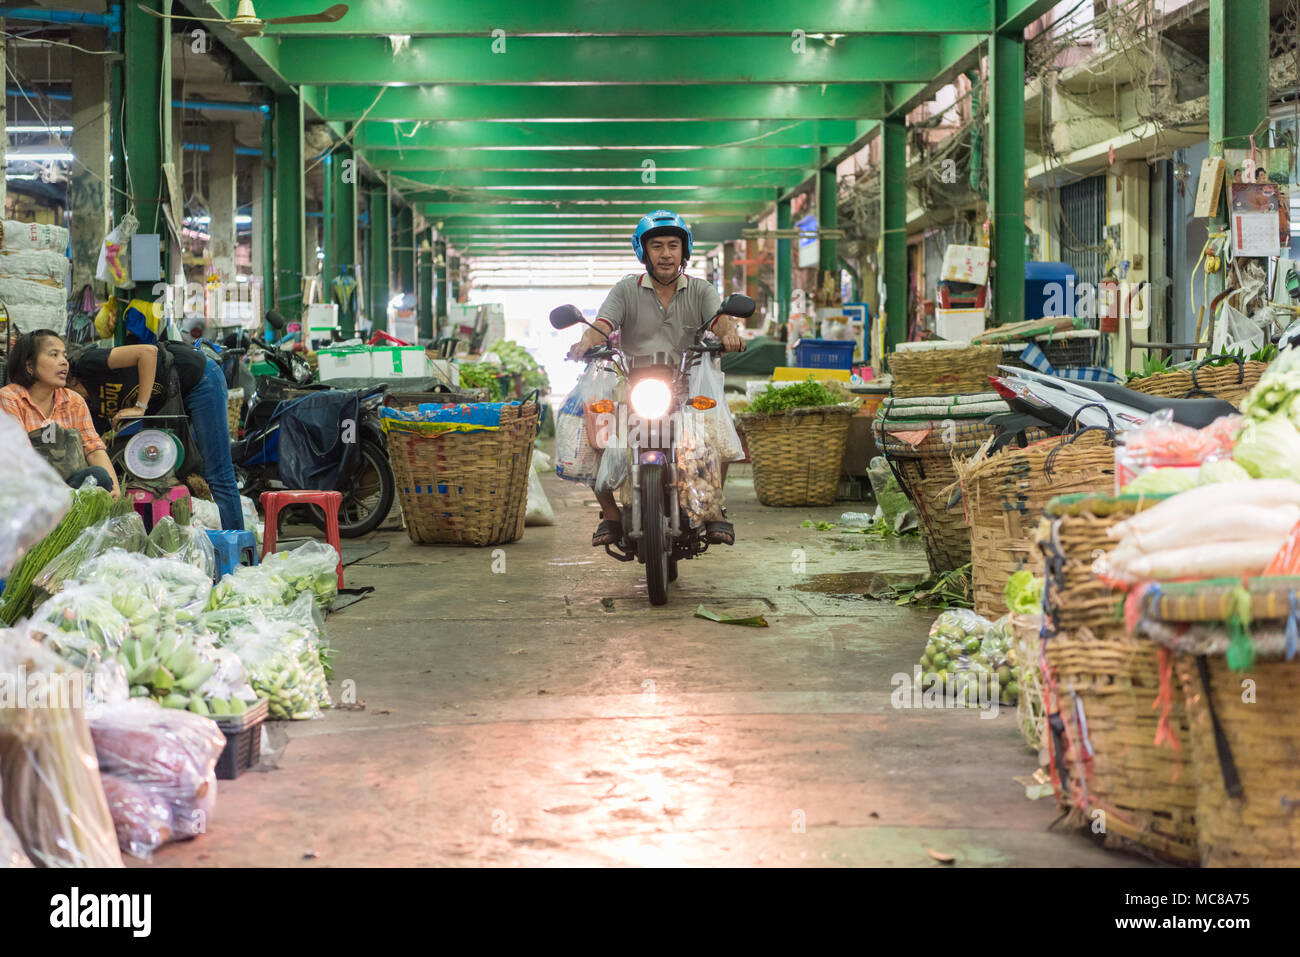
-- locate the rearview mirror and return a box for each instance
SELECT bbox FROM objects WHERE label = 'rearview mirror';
[719,294,756,318]
[549,304,586,330]
[266,309,286,332]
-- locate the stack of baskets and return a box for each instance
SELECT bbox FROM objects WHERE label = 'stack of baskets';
[956,430,1115,619]
[875,343,1005,576]
[1136,578,1300,866]
[383,394,539,546]
[1127,355,1267,408]
[1032,492,1200,865]
[735,405,854,507]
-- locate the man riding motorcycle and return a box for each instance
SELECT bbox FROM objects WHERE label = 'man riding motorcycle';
[567,209,746,547]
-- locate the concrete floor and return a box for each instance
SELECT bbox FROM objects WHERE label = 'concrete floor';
[146,468,1153,867]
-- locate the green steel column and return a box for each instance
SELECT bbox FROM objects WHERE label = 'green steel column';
[261,118,274,314]
[881,117,908,349]
[818,147,838,287]
[989,28,1026,328]
[435,240,448,329]
[121,2,167,262]
[418,230,434,341]
[450,255,461,304]
[367,183,390,333]
[777,192,791,327]
[273,93,305,323]
[396,205,414,297]
[321,154,333,304]
[334,141,358,338]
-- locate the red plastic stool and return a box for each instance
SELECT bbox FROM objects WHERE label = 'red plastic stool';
[259,490,345,589]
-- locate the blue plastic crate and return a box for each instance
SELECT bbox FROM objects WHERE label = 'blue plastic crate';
[793,338,855,370]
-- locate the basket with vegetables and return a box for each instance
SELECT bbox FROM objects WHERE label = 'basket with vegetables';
[736,379,853,507]
[1127,348,1273,408]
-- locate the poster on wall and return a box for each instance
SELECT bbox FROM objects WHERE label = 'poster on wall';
[1230,182,1288,256]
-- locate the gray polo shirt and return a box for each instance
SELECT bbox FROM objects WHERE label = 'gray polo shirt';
[597,272,722,363]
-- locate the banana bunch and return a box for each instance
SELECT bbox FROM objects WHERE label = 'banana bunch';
[117,632,242,717]
[245,644,331,720]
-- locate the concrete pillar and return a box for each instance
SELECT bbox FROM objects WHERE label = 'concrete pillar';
[208,123,238,284]
[69,27,109,293]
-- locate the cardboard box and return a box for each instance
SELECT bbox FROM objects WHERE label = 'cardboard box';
[317,346,372,380]
[940,244,990,285]
[935,307,986,342]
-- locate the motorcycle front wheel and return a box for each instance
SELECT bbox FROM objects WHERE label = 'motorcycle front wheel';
[640,464,669,605]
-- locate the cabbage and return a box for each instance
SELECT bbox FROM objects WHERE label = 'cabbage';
[1004,570,1044,615]
[1197,459,1252,485]
[1233,417,1300,479]
[1121,468,1200,495]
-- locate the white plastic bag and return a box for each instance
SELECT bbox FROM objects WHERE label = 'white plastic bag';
[1211,300,1266,355]
[595,446,630,495]
[555,363,616,484]
[190,497,222,531]
[525,469,556,526]
[95,213,136,287]
[0,415,71,579]
[687,355,744,462]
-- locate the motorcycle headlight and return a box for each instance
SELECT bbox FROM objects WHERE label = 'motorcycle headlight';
[630,378,672,419]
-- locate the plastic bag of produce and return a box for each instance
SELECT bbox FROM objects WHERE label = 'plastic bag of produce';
[525,468,556,526]
[32,511,147,600]
[229,617,332,720]
[240,495,263,546]
[868,456,911,526]
[676,412,725,526]
[79,548,213,613]
[555,362,616,484]
[0,771,33,867]
[687,354,744,462]
[207,563,294,611]
[146,517,216,581]
[190,497,222,532]
[0,415,71,581]
[0,628,124,867]
[915,609,1008,706]
[594,444,630,495]
[28,583,133,670]
[259,540,339,610]
[89,699,224,857]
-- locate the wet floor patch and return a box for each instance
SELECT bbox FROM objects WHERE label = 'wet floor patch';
[792,571,926,599]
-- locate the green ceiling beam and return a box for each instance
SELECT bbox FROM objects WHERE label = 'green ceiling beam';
[221,0,994,35]
[355,120,861,150]
[377,169,802,189]
[319,85,887,122]
[431,216,645,226]
[405,187,775,202]
[276,36,940,84]
[999,0,1062,32]
[359,147,818,172]
[423,203,761,217]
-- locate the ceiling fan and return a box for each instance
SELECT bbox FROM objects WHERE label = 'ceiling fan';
[139,1,349,39]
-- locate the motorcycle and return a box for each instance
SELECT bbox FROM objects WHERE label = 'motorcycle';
[549,293,756,606]
[232,313,395,539]
[986,365,1238,450]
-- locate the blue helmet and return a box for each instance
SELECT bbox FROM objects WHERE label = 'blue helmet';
[632,209,692,264]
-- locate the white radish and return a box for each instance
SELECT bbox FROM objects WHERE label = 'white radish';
[1120,504,1300,556]
[1124,540,1284,581]
[1109,480,1300,539]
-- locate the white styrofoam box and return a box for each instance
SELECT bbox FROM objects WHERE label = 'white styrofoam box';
[428,359,459,387]
[935,307,987,342]
[940,244,990,285]
[317,346,373,380]
[370,346,433,378]
[390,315,418,344]
[306,303,339,333]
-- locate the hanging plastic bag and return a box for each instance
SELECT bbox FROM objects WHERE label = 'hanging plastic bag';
[676,413,725,526]
[0,416,71,580]
[1211,300,1266,355]
[687,354,744,462]
[555,362,616,484]
[525,468,556,526]
[95,213,137,288]
[595,445,630,495]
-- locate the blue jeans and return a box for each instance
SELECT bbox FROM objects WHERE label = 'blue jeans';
[185,358,243,531]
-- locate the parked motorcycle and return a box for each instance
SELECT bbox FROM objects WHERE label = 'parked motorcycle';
[549,293,755,606]
[232,312,395,539]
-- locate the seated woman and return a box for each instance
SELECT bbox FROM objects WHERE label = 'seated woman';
[0,329,120,496]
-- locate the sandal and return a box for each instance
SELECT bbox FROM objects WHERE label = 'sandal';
[705,520,735,545]
[592,518,623,547]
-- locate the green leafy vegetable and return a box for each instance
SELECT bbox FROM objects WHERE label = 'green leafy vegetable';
[748,377,839,414]
[1233,416,1300,479]
[1121,468,1201,495]
[1004,571,1044,615]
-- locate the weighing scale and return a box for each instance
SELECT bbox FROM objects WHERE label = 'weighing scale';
[115,415,192,532]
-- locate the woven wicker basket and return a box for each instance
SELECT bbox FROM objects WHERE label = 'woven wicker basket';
[385,401,538,546]
[1042,637,1200,864]
[957,431,1115,619]
[1010,612,1047,755]
[736,405,853,507]
[887,344,1003,399]
[874,415,1003,575]
[1127,357,1267,407]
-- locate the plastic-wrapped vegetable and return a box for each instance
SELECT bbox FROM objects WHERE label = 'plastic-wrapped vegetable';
[230,617,331,720]
[676,413,725,525]
[28,583,133,670]
[32,511,147,600]
[868,456,911,527]
[0,628,123,867]
[0,414,72,581]
[915,609,1014,705]
[189,497,222,532]
[259,540,339,610]
[78,548,213,614]
[89,700,224,858]
[207,563,294,611]
[687,355,744,462]
[146,516,216,582]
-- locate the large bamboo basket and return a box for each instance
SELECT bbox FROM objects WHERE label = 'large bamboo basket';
[1042,637,1200,864]
[735,405,853,507]
[957,430,1115,619]
[384,401,538,546]
[1127,357,1266,408]
[887,344,1003,399]
[1010,612,1047,755]
[874,415,1007,576]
